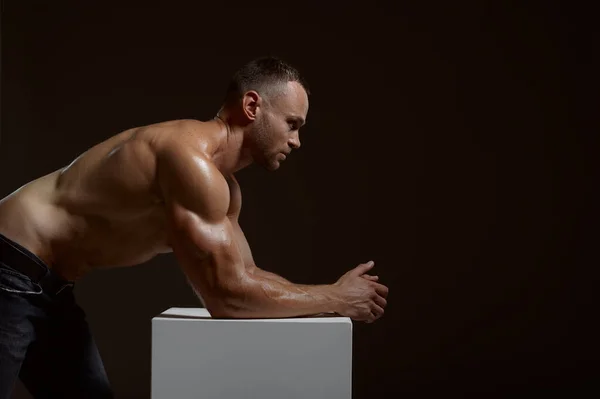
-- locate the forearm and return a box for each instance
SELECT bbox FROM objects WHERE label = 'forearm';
[248,265,293,285]
[216,273,341,319]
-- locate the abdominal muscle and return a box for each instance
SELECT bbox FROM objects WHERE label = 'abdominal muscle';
[0,122,189,281]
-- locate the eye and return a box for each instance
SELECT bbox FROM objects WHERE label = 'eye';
[288,122,297,131]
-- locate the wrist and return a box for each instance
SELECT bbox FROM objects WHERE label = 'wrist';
[324,284,344,314]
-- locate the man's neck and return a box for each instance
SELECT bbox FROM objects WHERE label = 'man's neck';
[208,111,253,176]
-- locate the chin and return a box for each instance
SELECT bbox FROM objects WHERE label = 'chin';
[265,154,283,171]
[256,157,279,171]
[267,161,281,171]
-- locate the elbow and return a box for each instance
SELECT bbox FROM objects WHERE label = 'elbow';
[204,280,252,319]
[208,306,239,319]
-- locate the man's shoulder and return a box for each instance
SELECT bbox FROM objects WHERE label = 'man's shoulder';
[155,121,217,174]
[150,118,205,144]
[159,145,224,184]
[145,118,205,131]
[156,139,228,211]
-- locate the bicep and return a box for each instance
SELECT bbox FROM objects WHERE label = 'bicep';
[166,203,249,311]
[157,144,249,311]
[226,175,256,272]
[231,219,257,271]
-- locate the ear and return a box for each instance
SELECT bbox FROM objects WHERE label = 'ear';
[242,91,261,121]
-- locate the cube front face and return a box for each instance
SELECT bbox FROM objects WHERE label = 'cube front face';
[151,314,352,399]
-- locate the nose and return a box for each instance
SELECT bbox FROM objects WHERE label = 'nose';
[288,132,301,149]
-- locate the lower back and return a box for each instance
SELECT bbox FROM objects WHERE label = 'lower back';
[0,122,181,279]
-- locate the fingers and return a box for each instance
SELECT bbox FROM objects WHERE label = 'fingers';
[364,304,384,324]
[372,294,387,309]
[365,304,384,323]
[361,274,379,282]
[370,281,389,298]
[351,261,374,277]
[368,297,386,323]
[371,304,384,318]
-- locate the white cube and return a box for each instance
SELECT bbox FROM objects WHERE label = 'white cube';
[151,307,353,399]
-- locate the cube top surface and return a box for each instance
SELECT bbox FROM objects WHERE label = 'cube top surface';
[154,307,351,324]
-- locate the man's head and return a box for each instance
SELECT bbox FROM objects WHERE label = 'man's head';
[223,56,310,171]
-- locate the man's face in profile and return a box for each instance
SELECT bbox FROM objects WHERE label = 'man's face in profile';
[249,81,308,171]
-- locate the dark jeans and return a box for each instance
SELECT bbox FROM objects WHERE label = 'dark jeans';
[0,233,113,398]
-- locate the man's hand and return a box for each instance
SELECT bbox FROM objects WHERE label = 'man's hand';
[333,261,389,323]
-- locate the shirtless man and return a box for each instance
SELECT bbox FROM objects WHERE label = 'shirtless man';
[0,57,389,397]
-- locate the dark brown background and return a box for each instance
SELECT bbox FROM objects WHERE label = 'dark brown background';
[1,1,592,398]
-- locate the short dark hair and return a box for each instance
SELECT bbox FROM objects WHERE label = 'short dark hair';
[224,56,309,105]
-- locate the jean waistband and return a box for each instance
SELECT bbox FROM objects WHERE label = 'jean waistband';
[0,233,74,294]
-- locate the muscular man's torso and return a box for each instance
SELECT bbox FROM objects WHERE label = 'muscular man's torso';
[0,119,238,280]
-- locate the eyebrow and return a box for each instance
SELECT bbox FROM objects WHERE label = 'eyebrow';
[288,115,306,126]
